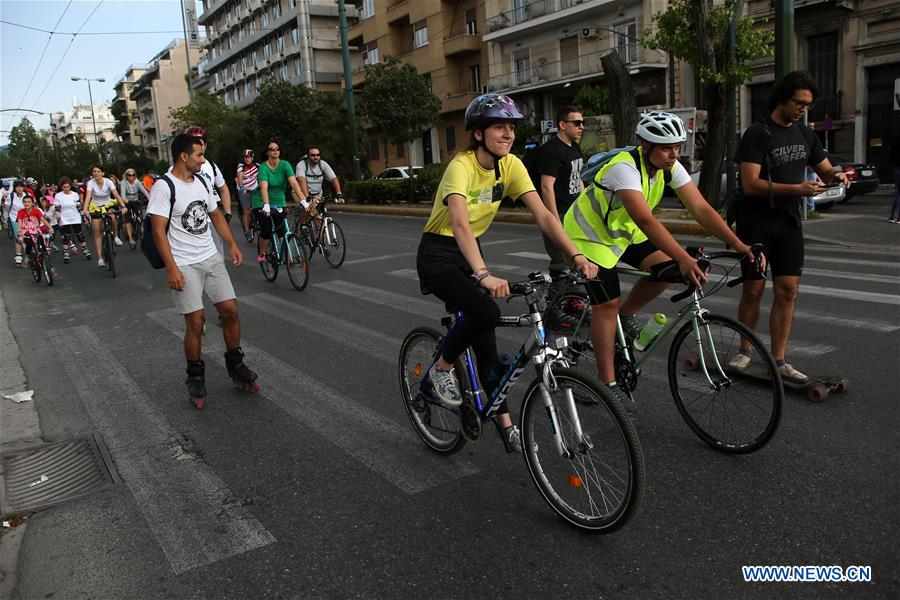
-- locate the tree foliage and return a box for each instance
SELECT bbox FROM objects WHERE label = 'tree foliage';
[6,118,53,180]
[171,90,255,176]
[572,84,612,117]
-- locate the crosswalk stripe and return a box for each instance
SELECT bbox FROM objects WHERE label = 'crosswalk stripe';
[805,256,899,270]
[387,263,532,281]
[386,268,418,280]
[801,268,899,285]
[147,309,479,495]
[344,236,534,267]
[47,325,275,575]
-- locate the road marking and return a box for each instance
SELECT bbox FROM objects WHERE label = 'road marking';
[387,268,419,280]
[806,256,898,269]
[47,325,275,575]
[508,251,549,261]
[797,284,898,306]
[240,293,398,362]
[387,263,531,281]
[344,237,534,266]
[802,267,899,284]
[147,309,479,495]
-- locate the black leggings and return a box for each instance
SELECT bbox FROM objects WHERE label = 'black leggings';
[417,234,506,412]
[60,223,86,244]
[253,208,285,240]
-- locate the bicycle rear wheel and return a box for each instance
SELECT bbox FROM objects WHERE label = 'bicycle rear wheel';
[298,222,314,260]
[258,239,278,282]
[521,367,643,532]
[668,313,782,453]
[546,291,595,378]
[283,235,309,291]
[321,218,346,268]
[399,327,466,454]
[104,232,116,278]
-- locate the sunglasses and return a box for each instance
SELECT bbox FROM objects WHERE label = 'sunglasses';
[565,119,585,127]
[308,154,320,158]
[268,146,280,151]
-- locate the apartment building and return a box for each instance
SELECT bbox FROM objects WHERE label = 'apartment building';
[741,0,900,180]
[482,0,677,124]
[49,104,117,147]
[198,0,348,108]
[130,39,201,162]
[112,64,151,146]
[348,0,488,172]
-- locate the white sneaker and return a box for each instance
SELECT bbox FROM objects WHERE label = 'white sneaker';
[14,254,22,264]
[729,353,751,371]
[778,363,809,383]
[114,237,124,247]
[427,364,462,408]
[97,258,107,268]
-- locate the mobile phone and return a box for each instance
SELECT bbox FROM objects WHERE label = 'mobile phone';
[818,182,843,189]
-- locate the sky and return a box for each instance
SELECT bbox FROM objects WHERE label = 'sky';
[0,0,204,146]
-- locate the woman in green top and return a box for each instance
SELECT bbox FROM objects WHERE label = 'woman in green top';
[253,138,306,262]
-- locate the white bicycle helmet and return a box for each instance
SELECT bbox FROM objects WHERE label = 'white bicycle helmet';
[635,112,687,144]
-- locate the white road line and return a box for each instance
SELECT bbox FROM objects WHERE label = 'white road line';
[801,267,899,284]
[344,237,534,266]
[805,256,899,269]
[47,325,275,575]
[240,293,398,362]
[508,251,549,261]
[147,309,479,495]
[386,269,419,280]
[386,263,530,281]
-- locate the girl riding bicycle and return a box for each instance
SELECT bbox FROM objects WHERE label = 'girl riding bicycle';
[16,194,53,269]
[416,93,598,452]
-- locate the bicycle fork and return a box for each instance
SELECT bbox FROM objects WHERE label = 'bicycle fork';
[690,312,732,391]
[537,359,586,459]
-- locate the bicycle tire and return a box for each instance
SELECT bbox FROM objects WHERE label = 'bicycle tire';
[43,250,54,286]
[667,313,782,454]
[283,235,309,291]
[6,219,12,240]
[399,327,466,455]
[321,218,346,268]
[258,239,278,282]
[105,232,116,278]
[30,255,41,282]
[521,367,643,532]
[298,222,314,260]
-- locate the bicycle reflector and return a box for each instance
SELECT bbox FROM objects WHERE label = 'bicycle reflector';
[414,363,423,377]
[568,474,583,488]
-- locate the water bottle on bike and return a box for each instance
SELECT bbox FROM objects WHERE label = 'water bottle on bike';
[633,313,667,352]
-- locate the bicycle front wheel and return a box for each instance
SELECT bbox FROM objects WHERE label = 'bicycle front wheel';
[258,240,278,282]
[668,314,782,453]
[105,233,116,278]
[321,218,346,268]
[398,327,466,455]
[521,367,643,533]
[43,252,54,286]
[284,235,309,291]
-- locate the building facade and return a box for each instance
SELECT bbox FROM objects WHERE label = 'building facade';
[348,0,489,172]
[49,103,118,147]
[741,0,900,180]
[130,39,201,162]
[112,64,151,147]
[198,0,348,108]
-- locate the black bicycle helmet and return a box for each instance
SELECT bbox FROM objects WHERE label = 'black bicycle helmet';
[464,93,525,178]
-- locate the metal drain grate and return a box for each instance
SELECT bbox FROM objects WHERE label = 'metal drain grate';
[0,432,121,513]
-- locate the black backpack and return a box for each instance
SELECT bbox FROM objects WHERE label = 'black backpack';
[522,142,543,192]
[141,175,209,269]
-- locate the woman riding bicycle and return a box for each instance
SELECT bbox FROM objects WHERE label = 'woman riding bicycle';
[120,168,150,244]
[253,138,306,263]
[416,93,598,452]
[83,165,131,267]
[563,111,764,412]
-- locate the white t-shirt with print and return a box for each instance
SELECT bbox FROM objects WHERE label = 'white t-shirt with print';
[601,159,691,194]
[55,191,82,225]
[87,177,116,205]
[9,192,27,214]
[147,174,218,267]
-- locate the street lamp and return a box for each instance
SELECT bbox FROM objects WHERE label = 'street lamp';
[0,108,46,114]
[71,76,106,159]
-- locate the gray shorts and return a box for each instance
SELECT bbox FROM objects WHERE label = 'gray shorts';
[172,254,236,315]
[237,189,254,210]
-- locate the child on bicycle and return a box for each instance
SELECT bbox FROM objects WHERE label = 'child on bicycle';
[563,112,764,412]
[416,93,598,452]
[17,194,53,268]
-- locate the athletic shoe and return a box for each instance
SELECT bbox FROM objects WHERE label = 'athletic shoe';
[14,254,22,264]
[63,252,70,263]
[427,364,462,408]
[257,252,266,263]
[607,382,635,414]
[502,425,523,454]
[728,353,751,371]
[114,237,124,246]
[244,230,254,243]
[20,258,29,268]
[129,240,136,250]
[620,314,642,341]
[84,250,92,260]
[97,258,106,268]
[778,363,809,383]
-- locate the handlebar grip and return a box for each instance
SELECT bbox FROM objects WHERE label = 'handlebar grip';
[671,286,694,303]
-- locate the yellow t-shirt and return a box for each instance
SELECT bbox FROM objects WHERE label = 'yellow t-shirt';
[422,151,535,238]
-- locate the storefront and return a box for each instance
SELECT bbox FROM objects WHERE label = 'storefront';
[865,62,900,181]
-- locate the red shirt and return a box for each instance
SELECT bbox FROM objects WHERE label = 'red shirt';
[17,207,46,235]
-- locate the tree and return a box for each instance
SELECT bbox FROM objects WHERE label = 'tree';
[359,56,441,185]
[171,90,257,173]
[600,50,638,147]
[248,79,317,162]
[6,118,53,181]
[645,0,772,207]
[58,132,101,178]
[572,83,612,117]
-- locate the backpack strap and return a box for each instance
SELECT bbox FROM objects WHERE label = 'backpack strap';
[629,147,671,185]
[161,175,177,233]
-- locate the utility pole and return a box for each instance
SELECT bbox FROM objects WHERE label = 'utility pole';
[774,0,794,79]
[725,3,737,204]
[71,77,105,160]
[338,0,361,181]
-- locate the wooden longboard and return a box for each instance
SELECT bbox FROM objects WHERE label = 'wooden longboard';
[722,364,848,402]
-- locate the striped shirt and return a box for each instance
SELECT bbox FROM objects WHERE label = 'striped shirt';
[237,162,259,190]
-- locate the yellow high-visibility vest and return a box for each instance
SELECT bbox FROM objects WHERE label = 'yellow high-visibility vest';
[563,147,670,268]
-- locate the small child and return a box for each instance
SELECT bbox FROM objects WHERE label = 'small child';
[17,195,53,268]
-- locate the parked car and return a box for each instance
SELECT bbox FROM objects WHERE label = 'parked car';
[825,153,879,199]
[374,166,423,180]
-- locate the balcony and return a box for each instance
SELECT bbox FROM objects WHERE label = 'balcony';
[484,0,618,42]
[197,0,229,25]
[443,33,481,58]
[444,90,479,113]
[386,0,410,24]
[487,46,652,93]
[808,91,842,122]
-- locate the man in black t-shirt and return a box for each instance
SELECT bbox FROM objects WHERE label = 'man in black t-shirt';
[731,71,849,383]
[538,104,585,289]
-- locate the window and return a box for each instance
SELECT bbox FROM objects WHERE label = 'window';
[465,9,477,35]
[292,28,300,46]
[614,22,638,63]
[367,138,380,161]
[214,71,220,86]
[277,35,285,54]
[294,57,303,77]
[244,81,252,97]
[264,42,272,60]
[290,0,297,8]
[238,27,244,42]
[514,51,531,85]
[414,21,428,48]
[235,86,241,101]
[225,90,232,105]
[445,126,456,152]
[280,64,289,80]
[560,36,579,75]
[253,49,259,65]
[241,56,247,73]
[261,9,269,27]
[273,1,281,19]
[362,42,379,66]
[231,63,237,79]
[512,0,527,24]
[468,64,481,92]
[360,0,375,19]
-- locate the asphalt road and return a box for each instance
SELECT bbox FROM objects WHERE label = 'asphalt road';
[1,210,897,599]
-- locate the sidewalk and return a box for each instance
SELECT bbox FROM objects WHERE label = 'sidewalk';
[329,188,899,252]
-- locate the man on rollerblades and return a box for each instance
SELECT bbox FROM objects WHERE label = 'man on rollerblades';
[147,133,259,409]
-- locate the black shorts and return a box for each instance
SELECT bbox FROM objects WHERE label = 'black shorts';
[60,223,83,236]
[585,239,660,305]
[736,222,804,279]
